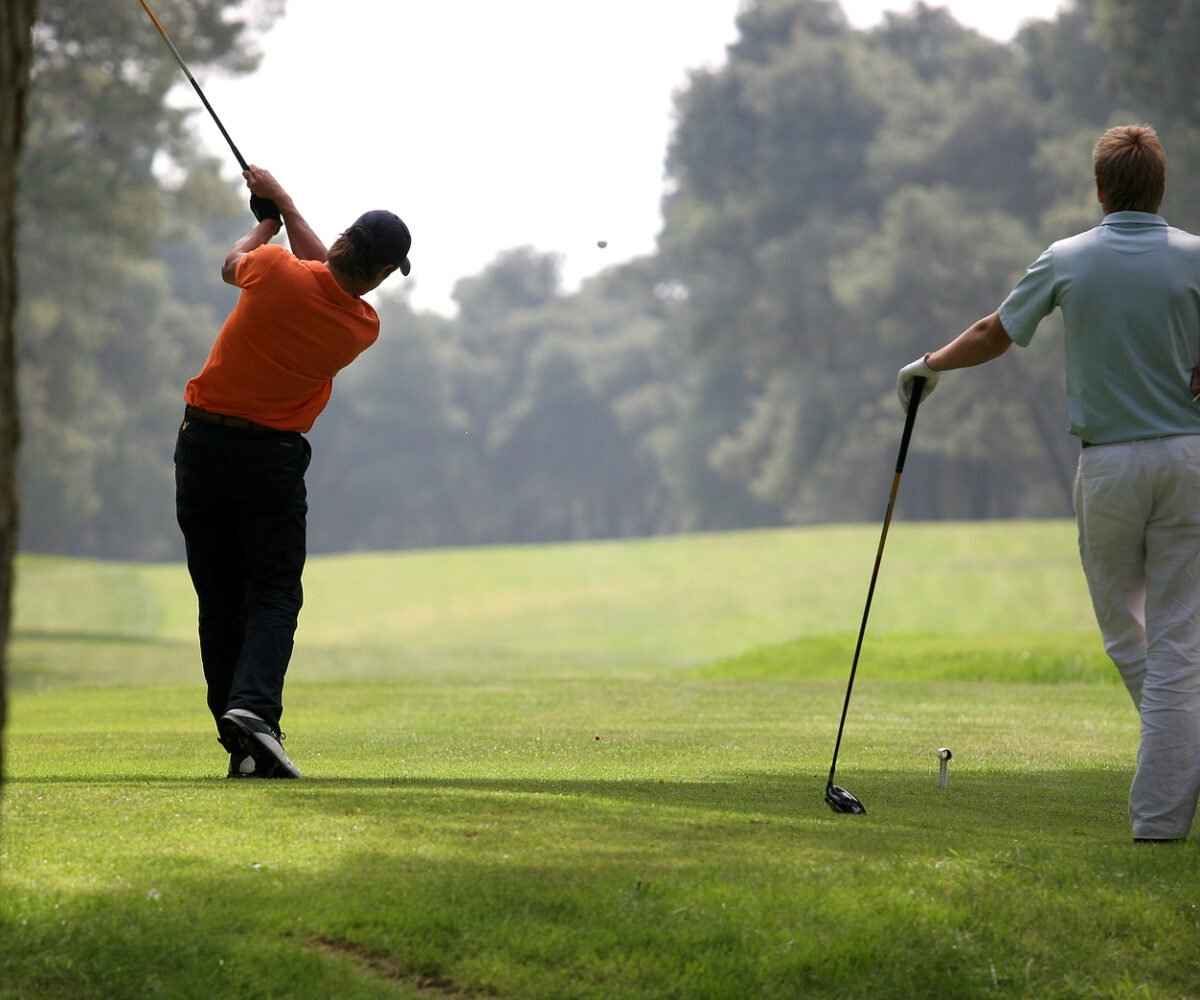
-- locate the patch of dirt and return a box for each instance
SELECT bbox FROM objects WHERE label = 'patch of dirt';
[307,936,491,997]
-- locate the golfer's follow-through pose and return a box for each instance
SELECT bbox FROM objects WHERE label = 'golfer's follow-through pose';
[176,166,411,779]
[897,125,1200,843]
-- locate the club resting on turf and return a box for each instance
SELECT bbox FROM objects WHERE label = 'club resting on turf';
[137,0,278,220]
[825,375,927,815]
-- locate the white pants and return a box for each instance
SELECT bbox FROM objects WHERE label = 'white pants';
[1075,434,1200,839]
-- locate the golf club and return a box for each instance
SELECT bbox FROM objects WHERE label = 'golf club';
[825,375,927,815]
[137,0,278,220]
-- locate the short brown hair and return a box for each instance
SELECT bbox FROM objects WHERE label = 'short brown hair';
[327,211,412,283]
[327,231,377,284]
[1093,125,1166,213]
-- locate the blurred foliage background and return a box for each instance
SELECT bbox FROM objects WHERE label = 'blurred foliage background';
[19,0,1200,558]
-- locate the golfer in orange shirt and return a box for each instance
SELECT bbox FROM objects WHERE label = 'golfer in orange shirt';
[175,166,411,779]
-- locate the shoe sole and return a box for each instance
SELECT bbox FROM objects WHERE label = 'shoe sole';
[219,709,302,779]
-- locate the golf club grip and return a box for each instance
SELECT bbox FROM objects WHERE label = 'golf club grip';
[895,376,926,474]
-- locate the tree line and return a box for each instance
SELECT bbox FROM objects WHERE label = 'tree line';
[18,0,1200,559]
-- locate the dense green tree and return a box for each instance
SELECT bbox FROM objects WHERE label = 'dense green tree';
[656,0,1150,527]
[1018,0,1114,128]
[438,249,671,545]
[829,185,1072,518]
[307,250,680,552]
[1090,0,1200,223]
[18,0,278,557]
[1093,0,1200,125]
[306,297,471,551]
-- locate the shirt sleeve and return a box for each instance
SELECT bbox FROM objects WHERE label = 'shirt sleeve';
[233,243,289,289]
[998,246,1058,347]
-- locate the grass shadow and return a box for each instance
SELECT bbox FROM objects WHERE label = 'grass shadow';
[7,768,1134,847]
[285,769,1134,847]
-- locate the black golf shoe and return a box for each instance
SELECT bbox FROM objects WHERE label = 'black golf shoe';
[219,708,302,779]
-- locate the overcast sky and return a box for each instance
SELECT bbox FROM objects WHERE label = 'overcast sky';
[192,1,1064,314]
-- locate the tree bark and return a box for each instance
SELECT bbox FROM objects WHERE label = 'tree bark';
[0,0,36,789]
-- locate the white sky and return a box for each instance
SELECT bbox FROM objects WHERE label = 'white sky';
[192,1,1064,315]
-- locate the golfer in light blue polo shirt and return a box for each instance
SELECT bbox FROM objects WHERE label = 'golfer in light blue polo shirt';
[1001,212,1200,445]
[897,124,1200,844]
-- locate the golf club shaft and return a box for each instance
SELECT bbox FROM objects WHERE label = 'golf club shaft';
[137,0,250,172]
[826,376,926,787]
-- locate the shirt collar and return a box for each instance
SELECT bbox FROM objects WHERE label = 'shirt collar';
[1101,211,1167,227]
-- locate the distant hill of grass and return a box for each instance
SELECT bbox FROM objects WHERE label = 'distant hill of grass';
[12,520,1098,693]
[697,632,1115,685]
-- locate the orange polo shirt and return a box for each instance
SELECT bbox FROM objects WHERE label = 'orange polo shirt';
[184,244,379,432]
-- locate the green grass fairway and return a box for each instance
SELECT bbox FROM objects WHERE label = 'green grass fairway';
[4,522,1198,999]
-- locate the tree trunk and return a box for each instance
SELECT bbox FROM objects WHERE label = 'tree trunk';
[0,0,36,789]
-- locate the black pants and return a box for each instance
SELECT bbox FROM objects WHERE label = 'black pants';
[174,415,311,733]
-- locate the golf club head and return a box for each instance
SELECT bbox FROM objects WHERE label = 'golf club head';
[825,783,867,815]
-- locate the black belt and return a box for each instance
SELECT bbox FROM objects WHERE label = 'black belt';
[184,405,280,433]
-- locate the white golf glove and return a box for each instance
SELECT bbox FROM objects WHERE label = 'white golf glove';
[896,355,940,411]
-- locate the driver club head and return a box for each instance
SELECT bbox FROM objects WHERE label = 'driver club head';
[825,783,867,815]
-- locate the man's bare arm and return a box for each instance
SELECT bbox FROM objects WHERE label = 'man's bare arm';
[243,165,327,263]
[896,311,1013,409]
[927,311,1013,371]
[221,217,282,285]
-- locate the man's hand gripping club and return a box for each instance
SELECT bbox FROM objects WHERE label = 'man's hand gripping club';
[221,166,329,284]
[897,356,940,411]
[242,166,328,263]
[896,311,1013,411]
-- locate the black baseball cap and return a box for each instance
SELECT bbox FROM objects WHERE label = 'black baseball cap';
[352,210,412,276]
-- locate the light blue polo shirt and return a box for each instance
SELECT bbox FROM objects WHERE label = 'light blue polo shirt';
[999,211,1200,444]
